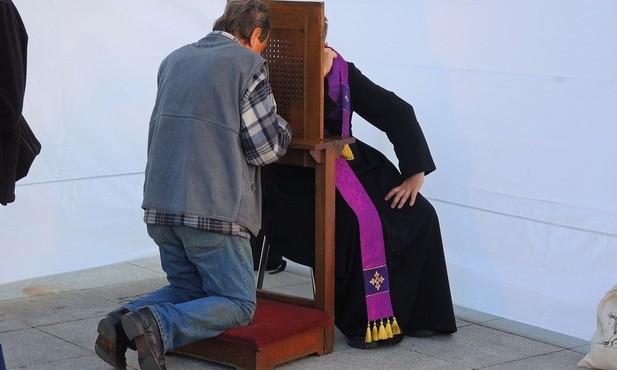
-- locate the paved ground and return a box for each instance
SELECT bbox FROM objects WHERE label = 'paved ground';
[0,257,590,369]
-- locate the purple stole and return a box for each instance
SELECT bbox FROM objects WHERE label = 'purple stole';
[327,52,401,343]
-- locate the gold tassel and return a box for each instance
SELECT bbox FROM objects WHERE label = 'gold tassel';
[378,319,388,340]
[385,318,394,338]
[391,317,402,335]
[371,321,379,341]
[365,322,372,343]
[341,144,354,160]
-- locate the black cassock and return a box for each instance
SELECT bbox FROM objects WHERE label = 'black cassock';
[254,62,457,338]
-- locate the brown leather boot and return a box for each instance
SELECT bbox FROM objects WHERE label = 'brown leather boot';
[121,307,166,370]
[94,307,130,369]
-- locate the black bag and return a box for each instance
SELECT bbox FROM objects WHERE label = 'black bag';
[0,343,6,370]
[16,117,41,181]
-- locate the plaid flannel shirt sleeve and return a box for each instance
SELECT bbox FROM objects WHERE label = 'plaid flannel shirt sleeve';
[240,63,292,166]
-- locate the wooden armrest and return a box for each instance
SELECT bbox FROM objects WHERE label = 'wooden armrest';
[279,136,356,167]
[323,135,355,147]
[289,138,336,150]
[289,136,355,150]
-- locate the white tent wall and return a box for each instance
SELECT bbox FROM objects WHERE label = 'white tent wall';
[2,0,615,341]
[2,0,227,281]
[324,0,617,341]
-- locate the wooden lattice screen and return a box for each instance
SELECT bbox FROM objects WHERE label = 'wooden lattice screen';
[262,1,324,141]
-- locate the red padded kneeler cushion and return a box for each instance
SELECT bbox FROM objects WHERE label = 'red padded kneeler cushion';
[216,298,332,350]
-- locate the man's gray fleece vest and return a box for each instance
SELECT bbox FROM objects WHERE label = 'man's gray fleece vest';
[142,32,266,236]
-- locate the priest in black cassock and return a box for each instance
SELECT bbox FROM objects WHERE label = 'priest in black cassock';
[254,25,457,349]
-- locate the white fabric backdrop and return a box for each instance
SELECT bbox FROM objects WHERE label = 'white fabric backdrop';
[1,0,226,281]
[2,0,616,340]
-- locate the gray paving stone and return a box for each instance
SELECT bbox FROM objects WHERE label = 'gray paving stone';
[456,318,473,328]
[480,318,588,349]
[16,354,121,370]
[281,344,471,370]
[84,276,168,303]
[260,271,312,290]
[0,314,29,332]
[399,324,562,368]
[482,349,586,370]
[0,290,116,327]
[38,317,101,352]
[125,350,234,369]
[264,282,314,299]
[0,258,593,370]
[570,344,591,355]
[332,328,350,353]
[453,304,501,324]
[0,278,62,301]
[126,256,162,270]
[0,328,90,368]
[49,262,165,291]
[0,263,164,302]
[153,353,232,369]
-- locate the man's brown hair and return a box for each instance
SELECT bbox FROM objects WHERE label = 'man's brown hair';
[213,0,271,42]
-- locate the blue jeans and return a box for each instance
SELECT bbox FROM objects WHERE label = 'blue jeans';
[125,225,256,352]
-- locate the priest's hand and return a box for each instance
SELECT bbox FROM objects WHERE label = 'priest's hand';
[385,172,425,209]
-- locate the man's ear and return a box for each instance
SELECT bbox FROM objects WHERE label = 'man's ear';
[249,27,262,47]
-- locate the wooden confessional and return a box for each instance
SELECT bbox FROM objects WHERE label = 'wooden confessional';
[172,2,353,369]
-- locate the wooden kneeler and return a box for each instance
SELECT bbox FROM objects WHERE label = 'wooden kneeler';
[172,298,331,369]
[172,2,353,369]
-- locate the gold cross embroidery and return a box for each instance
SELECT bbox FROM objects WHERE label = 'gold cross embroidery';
[369,271,385,291]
